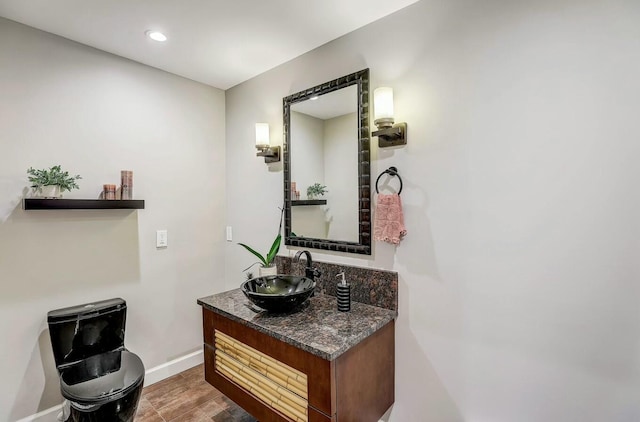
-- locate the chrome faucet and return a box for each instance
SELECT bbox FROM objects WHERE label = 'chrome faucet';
[294,250,321,281]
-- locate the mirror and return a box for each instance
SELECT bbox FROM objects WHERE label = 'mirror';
[283,68,371,255]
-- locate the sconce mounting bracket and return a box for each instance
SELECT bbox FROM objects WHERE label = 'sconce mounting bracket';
[257,146,281,163]
[373,122,407,148]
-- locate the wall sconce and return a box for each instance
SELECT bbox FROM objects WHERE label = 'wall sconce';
[372,87,407,148]
[255,123,280,163]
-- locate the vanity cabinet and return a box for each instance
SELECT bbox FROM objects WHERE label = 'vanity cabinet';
[201,302,395,422]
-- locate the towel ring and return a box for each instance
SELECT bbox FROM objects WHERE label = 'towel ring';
[375,166,403,195]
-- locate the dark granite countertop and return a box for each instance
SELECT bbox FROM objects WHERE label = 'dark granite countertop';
[198,289,397,361]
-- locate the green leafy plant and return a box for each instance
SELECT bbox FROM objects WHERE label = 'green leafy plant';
[238,206,284,270]
[307,183,328,198]
[27,165,82,192]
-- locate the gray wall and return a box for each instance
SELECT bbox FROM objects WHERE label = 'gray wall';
[0,18,226,421]
[225,0,640,420]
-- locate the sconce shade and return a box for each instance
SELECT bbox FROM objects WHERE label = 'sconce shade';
[374,87,394,128]
[255,122,280,163]
[255,123,270,148]
[372,86,407,148]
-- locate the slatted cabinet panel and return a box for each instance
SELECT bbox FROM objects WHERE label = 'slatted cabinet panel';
[215,330,308,421]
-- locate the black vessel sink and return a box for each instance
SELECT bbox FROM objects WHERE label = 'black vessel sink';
[241,275,316,313]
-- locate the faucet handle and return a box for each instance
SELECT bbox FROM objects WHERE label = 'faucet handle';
[312,268,322,279]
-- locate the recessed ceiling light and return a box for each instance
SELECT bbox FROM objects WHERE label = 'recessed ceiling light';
[310,96,319,101]
[146,30,167,42]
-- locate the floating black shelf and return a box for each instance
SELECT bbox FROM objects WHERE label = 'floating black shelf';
[291,200,327,206]
[23,199,145,210]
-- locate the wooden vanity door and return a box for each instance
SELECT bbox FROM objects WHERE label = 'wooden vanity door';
[334,321,395,421]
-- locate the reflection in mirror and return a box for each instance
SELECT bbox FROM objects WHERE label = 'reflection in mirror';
[290,85,358,242]
[283,69,371,255]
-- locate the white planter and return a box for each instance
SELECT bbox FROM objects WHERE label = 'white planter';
[37,185,62,198]
[258,265,278,277]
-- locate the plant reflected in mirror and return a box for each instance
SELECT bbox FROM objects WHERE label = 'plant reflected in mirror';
[306,183,328,200]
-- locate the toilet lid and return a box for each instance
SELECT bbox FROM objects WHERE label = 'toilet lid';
[60,350,145,405]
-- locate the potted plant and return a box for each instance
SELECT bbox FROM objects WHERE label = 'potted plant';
[306,183,328,200]
[27,165,82,198]
[238,206,284,277]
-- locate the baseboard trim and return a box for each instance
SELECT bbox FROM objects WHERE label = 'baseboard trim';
[14,349,204,422]
[14,405,62,422]
[144,349,204,386]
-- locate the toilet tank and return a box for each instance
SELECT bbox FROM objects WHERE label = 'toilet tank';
[47,298,127,368]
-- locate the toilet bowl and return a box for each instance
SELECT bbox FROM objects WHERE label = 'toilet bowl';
[47,298,145,422]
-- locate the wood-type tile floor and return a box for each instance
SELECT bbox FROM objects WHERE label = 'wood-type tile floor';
[136,364,257,422]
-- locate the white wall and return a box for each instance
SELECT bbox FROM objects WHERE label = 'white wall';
[323,112,358,242]
[225,0,640,420]
[290,111,327,238]
[291,111,325,198]
[0,18,226,421]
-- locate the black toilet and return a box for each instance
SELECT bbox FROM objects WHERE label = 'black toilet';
[47,298,145,422]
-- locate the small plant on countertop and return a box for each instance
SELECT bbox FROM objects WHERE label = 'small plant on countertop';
[27,165,82,192]
[306,183,328,199]
[238,205,284,271]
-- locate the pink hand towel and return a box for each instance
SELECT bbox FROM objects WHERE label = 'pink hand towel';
[374,193,407,245]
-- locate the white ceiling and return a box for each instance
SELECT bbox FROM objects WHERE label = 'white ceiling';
[0,0,419,90]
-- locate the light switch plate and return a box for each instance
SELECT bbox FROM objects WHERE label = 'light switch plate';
[226,226,232,242]
[156,230,168,248]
